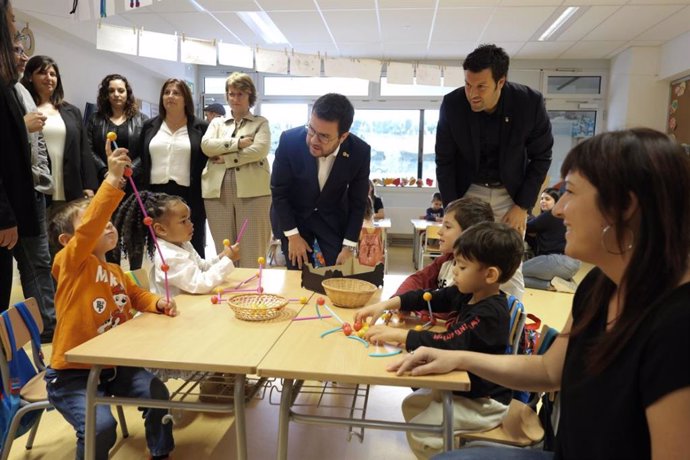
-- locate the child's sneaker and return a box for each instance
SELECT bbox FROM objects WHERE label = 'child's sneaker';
[551,276,578,294]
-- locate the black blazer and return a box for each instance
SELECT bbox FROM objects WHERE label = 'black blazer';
[138,115,208,220]
[87,112,147,185]
[270,126,371,249]
[0,85,39,236]
[53,102,98,202]
[435,81,553,210]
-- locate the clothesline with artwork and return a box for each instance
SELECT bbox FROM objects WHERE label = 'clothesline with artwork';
[95,22,465,87]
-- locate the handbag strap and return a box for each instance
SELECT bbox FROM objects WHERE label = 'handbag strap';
[14,302,45,369]
[1,312,22,393]
[524,313,542,331]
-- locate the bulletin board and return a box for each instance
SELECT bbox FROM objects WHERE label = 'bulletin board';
[668,76,690,152]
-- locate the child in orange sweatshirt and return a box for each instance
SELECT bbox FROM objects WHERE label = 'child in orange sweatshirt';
[45,144,176,460]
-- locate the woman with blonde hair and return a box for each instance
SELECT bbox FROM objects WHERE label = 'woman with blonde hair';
[201,72,271,268]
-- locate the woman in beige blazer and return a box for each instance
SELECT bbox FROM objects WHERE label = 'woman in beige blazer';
[201,72,271,268]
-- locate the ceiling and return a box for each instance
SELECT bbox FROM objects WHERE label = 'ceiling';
[15,0,690,61]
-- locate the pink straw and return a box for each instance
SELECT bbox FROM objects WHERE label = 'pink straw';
[235,273,258,289]
[236,218,249,243]
[235,218,249,243]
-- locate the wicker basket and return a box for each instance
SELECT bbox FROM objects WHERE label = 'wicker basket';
[227,293,288,321]
[321,278,377,308]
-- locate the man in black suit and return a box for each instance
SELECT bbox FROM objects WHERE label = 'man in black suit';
[270,93,371,269]
[435,44,553,230]
[435,44,553,299]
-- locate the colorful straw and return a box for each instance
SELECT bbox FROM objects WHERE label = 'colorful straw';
[236,218,249,243]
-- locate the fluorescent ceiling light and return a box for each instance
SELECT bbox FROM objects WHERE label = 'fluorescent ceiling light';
[237,11,289,45]
[538,6,579,41]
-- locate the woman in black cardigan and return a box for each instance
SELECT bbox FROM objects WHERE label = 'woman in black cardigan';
[20,55,97,205]
[118,78,208,260]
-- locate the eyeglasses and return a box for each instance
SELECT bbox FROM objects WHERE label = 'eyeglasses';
[305,124,336,144]
[13,46,27,58]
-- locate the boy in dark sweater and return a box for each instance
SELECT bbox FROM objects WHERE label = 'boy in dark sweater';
[355,221,523,459]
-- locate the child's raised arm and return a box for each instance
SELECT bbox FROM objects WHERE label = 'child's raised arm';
[104,136,130,189]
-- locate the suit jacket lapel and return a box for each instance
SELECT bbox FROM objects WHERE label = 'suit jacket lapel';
[303,139,320,198]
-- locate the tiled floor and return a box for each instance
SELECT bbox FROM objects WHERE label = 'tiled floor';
[5,245,582,460]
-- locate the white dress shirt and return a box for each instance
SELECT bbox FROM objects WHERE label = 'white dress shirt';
[149,121,192,187]
[42,113,67,200]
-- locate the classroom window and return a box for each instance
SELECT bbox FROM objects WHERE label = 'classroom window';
[547,110,597,184]
[258,103,310,168]
[349,109,420,179]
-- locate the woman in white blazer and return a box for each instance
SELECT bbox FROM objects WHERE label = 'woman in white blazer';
[201,72,271,268]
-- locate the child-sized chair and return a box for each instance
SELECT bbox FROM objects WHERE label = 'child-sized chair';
[457,324,560,450]
[419,224,442,268]
[0,299,129,460]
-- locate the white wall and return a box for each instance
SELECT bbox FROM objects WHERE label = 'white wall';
[659,31,690,81]
[607,47,667,132]
[15,11,193,115]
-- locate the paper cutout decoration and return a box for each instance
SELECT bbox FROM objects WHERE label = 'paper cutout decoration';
[181,37,216,65]
[255,48,289,74]
[139,30,178,61]
[291,52,321,77]
[96,23,137,56]
[218,43,254,69]
[387,62,414,85]
[443,66,464,88]
[324,57,381,82]
[416,64,442,86]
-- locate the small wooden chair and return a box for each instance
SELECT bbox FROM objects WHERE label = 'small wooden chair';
[419,224,443,268]
[125,267,149,291]
[0,299,129,460]
[457,324,560,450]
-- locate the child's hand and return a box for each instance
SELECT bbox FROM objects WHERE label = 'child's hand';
[364,325,408,346]
[221,242,240,261]
[156,298,178,317]
[354,300,391,325]
[104,139,130,187]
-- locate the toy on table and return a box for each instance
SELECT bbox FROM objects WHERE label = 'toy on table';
[309,297,402,357]
[414,292,436,331]
[211,256,266,304]
[107,132,171,305]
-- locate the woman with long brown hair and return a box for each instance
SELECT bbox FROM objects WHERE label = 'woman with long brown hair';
[392,129,690,460]
[125,78,207,260]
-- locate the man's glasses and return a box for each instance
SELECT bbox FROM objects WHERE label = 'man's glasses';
[305,124,335,144]
[13,46,27,57]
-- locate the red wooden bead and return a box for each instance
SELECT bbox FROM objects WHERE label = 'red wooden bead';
[161,264,169,272]
[211,296,219,304]
[317,297,325,305]
[123,168,133,177]
[143,216,153,226]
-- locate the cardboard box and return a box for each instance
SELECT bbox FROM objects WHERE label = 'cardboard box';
[301,258,384,294]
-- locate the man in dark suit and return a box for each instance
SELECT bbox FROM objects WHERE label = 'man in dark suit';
[435,44,553,231]
[270,93,371,269]
[435,44,553,299]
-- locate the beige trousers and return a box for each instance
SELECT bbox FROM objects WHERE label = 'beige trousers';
[204,169,271,269]
[402,388,509,459]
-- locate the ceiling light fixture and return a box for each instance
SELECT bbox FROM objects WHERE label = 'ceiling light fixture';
[538,6,579,41]
[237,11,289,45]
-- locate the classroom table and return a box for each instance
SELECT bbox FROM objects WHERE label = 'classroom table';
[257,276,471,460]
[65,268,314,460]
[410,218,440,269]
